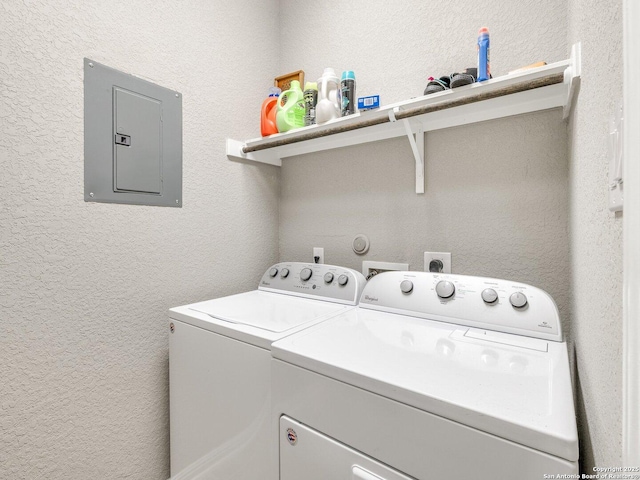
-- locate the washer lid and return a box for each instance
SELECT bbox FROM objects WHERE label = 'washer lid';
[271,308,579,462]
[170,290,351,349]
[189,290,349,332]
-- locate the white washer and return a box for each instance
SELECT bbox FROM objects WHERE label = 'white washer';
[169,262,366,479]
[272,271,579,480]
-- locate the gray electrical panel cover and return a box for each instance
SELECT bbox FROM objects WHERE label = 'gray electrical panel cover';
[84,58,182,207]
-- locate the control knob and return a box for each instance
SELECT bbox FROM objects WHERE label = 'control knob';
[509,291,528,309]
[481,288,498,304]
[269,268,278,278]
[280,268,289,278]
[324,272,334,284]
[300,268,313,281]
[435,280,455,299]
[338,274,349,286]
[400,280,413,294]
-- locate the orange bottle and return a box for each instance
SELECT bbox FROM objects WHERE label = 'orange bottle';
[261,87,281,136]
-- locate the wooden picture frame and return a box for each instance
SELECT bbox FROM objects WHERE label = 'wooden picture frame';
[274,70,305,92]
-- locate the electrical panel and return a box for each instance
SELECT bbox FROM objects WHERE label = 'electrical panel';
[84,58,182,207]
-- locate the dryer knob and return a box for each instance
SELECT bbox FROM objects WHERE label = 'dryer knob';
[509,292,528,309]
[338,274,349,286]
[324,272,334,283]
[269,268,278,278]
[435,280,455,299]
[280,268,290,278]
[300,268,313,281]
[400,280,414,294]
[481,288,499,304]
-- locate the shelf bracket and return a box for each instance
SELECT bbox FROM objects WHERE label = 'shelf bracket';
[402,120,425,194]
[563,42,582,119]
[388,108,425,194]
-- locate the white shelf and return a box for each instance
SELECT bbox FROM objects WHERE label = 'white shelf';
[228,43,581,194]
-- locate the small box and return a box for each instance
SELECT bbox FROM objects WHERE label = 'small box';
[358,95,380,111]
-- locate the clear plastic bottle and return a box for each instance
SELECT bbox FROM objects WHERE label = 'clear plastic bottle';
[477,27,491,82]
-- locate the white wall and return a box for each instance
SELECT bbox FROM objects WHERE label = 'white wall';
[567,0,624,469]
[0,0,626,476]
[0,1,280,478]
[279,112,571,323]
[279,0,568,110]
[278,0,624,472]
[278,3,571,351]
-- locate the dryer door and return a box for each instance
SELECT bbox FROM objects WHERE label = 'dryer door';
[280,416,415,480]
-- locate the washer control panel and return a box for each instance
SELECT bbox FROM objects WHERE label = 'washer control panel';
[360,271,562,341]
[259,262,366,305]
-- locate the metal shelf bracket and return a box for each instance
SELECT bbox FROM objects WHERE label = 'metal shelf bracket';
[389,107,425,194]
[563,42,582,119]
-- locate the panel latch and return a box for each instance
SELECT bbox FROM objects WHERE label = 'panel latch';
[115,134,131,146]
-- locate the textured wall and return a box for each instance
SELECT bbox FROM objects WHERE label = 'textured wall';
[567,0,624,470]
[0,1,279,478]
[279,0,626,471]
[0,0,626,477]
[279,0,568,108]
[278,4,571,332]
[280,112,571,327]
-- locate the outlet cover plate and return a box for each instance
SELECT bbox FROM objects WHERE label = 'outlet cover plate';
[424,252,451,273]
[362,261,409,277]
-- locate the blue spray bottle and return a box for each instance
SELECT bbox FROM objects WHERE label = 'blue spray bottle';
[477,27,490,82]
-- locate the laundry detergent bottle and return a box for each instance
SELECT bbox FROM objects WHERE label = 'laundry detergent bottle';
[260,87,281,136]
[276,80,305,133]
[316,67,341,124]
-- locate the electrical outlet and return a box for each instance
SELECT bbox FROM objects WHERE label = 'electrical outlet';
[362,261,409,280]
[313,247,324,264]
[424,252,451,273]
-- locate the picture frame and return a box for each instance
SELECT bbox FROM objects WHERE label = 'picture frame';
[274,70,305,92]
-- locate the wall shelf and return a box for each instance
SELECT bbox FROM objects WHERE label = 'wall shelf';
[228,43,581,194]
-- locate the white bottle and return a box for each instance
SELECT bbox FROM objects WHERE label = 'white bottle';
[315,67,341,124]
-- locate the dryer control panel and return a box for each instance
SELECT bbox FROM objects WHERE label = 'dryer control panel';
[360,271,562,341]
[259,262,366,305]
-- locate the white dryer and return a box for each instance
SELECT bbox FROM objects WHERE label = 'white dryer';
[169,262,366,480]
[271,271,579,480]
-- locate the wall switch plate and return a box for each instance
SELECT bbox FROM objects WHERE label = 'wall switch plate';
[424,252,452,273]
[313,247,324,264]
[362,261,409,279]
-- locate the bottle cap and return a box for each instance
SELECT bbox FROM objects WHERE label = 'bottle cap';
[289,80,301,90]
[268,86,281,97]
[320,67,339,82]
[479,27,489,34]
[304,82,318,91]
[341,70,355,81]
